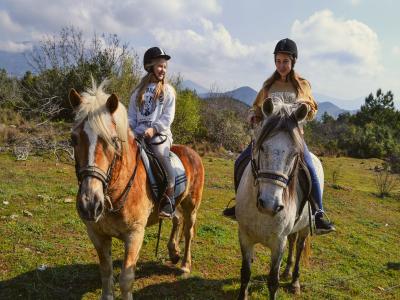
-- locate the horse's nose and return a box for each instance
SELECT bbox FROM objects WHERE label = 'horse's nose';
[276,204,284,213]
[93,198,104,220]
[77,192,104,222]
[257,198,284,215]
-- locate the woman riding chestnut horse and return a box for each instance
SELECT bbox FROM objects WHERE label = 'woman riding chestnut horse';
[69,48,204,300]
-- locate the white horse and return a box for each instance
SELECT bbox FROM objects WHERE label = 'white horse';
[236,98,324,300]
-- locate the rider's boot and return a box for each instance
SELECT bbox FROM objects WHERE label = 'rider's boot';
[159,187,175,219]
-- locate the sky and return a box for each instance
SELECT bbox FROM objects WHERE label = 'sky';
[0,0,399,107]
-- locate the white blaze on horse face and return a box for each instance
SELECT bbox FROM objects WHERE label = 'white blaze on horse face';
[257,131,298,210]
[261,132,296,175]
[84,121,98,166]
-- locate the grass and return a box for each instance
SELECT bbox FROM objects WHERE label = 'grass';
[0,153,399,299]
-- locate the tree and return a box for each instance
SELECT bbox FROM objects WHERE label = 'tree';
[172,90,201,144]
[0,69,22,109]
[20,26,141,120]
[352,89,396,126]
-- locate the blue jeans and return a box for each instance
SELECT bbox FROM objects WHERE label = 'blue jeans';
[234,142,323,211]
[303,143,323,211]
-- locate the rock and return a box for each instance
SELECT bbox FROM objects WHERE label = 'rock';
[10,214,19,220]
[64,197,74,203]
[37,264,48,271]
[23,210,33,217]
[2,201,9,205]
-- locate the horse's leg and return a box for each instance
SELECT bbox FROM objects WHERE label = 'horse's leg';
[86,227,114,300]
[180,200,197,273]
[282,232,297,280]
[268,238,287,300]
[291,229,309,295]
[168,209,183,264]
[238,229,254,300]
[119,226,145,300]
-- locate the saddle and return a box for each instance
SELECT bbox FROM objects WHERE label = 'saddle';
[136,137,187,202]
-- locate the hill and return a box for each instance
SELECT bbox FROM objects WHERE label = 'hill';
[316,101,349,119]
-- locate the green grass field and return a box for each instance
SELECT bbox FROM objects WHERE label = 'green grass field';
[0,153,399,299]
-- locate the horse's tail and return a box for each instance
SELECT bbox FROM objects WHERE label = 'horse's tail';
[301,235,311,267]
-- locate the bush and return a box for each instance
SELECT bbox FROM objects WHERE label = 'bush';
[172,90,201,144]
[375,164,398,198]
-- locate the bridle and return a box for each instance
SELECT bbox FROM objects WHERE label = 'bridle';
[75,137,120,191]
[250,141,298,189]
[75,135,140,213]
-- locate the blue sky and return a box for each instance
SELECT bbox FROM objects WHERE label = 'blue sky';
[0,0,399,107]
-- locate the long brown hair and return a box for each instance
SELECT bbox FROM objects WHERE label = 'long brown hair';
[262,56,304,97]
[135,59,166,107]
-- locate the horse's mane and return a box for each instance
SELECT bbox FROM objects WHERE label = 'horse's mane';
[74,79,129,152]
[254,97,305,200]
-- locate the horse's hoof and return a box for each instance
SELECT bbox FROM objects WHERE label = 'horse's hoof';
[101,294,114,300]
[292,286,301,295]
[181,266,191,274]
[169,254,180,264]
[290,282,301,295]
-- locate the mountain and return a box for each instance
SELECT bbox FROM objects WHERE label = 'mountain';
[181,80,208,94]
[198,86,257,107]
[198,85,353,119]
[0,50,31,76]
[316,102,349,119]
[314,93,364,111]
[225,86,257,106]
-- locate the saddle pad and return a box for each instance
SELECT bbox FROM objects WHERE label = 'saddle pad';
[140,147,187,199]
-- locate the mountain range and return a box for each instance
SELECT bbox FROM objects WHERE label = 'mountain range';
[0,51,363,119]
[182,80,361,119]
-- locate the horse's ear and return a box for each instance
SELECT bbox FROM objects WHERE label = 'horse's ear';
[262,97,274,116]
[293,103,309,122]
[106,93,119,114]
[69,88,82,109]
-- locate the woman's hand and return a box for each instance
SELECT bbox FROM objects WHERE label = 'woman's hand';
[144,127,156,139]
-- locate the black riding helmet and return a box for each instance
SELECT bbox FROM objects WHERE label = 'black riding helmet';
[143,47,171,72]
[273,38,298,59]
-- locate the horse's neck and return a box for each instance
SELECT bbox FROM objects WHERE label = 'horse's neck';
[110,133,141,191]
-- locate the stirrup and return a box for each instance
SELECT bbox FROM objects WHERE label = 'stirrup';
[159,194,175,219]
[313,209,336,235]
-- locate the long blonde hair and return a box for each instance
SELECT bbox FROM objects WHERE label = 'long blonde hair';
[135,59,167,107]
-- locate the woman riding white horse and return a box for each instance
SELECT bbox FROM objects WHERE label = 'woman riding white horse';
[224,38,335,235]
[236,97,320,299]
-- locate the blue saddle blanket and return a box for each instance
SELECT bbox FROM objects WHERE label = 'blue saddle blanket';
[139,147,187,199]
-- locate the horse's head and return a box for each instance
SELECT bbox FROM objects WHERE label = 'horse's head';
[69,82,129,222]
[252,97,308,216]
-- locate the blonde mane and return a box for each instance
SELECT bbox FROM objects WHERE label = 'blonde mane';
[74,79,129,152]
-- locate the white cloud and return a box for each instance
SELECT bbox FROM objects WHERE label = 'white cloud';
[151,18,274,90]
[392,46,400,56]
[0,40,32,52]
[290,10,383,99]
[0,10,22,33]
[292,10,381,76]
[349,0,361,6]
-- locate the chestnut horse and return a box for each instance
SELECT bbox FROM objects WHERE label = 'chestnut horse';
[69,81,204,300]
